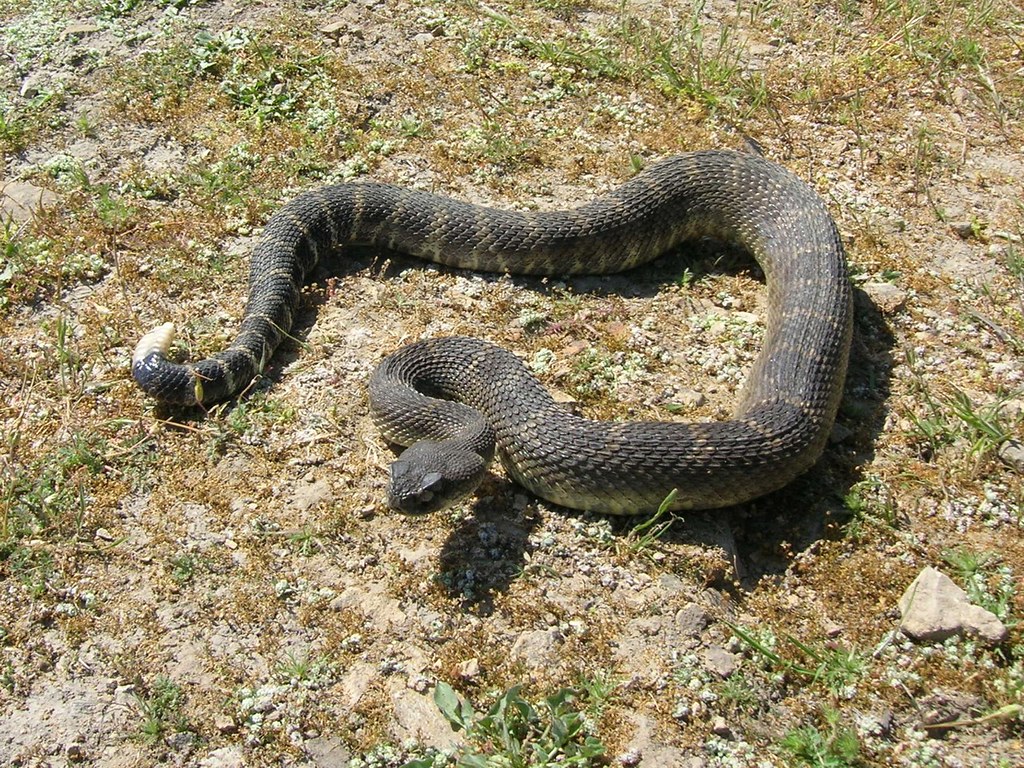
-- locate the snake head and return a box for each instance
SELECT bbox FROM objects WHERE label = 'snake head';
[387,440,488,515]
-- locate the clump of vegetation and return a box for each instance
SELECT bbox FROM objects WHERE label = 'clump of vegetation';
[136,675,191,744]
[778,707,862,768]
[401,682,607,768]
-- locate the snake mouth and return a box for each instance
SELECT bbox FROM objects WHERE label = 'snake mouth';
[386,464,455,515]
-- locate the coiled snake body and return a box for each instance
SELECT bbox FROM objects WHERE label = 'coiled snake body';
[133,150,852,515]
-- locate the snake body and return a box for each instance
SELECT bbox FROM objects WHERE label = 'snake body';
[133,150,852,514]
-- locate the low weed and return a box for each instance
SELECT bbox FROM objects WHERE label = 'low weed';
[2,431,107,553]
[779,707,862,767]
[0,221,103,312]
[729,623,867,696]
[403,681,606,767]
[842,476,900,538]
[621,488,678,556]
[717,674,759,712]
[275,650,332,686]
[902,349,1019,465]
[575,669,618,721]
[136,675,190,744]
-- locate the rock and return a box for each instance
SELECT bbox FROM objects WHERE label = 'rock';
[673,388,706,409]
[389,684,460,749]
[710,715,731,737]
[918,688,986,734]
[674,603,709,637]
[949,221,977,239]
[997,398,1024,420]
[861,281,907,314]
[622,713,690,767]
[213,714,237,734]
[320,20,346,36]
[998,439,1024,472]
[702,646,738,679]
[511,628,561,670]
[66,743,86,762]
[165,731,196,751]
[822,620,844,638]
[199,746,244,768]
[61,22,101,38]
[898,567,1007,645]
[457,657,480,680]
[302,735,352,767]
[1,180,57,223]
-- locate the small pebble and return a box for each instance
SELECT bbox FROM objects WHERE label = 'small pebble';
[711,716,731,737]
[998,439,1024,472]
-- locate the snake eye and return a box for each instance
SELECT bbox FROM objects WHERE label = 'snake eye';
[387,445,486,514]
[416,472,444,503]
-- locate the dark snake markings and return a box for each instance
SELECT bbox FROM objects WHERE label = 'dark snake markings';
[132,150,852,515]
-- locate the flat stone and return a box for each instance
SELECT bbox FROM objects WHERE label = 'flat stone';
[998,439,1024,472]
[702,645,739,678]
[511,628,561,670]
[389,683,460,749]
[862,281,907,314]
[898,567,1007,645]
[320,20,346,35]
[302,736,352,768]
[674,603,709,637]
[622,713,690,767]
[1,180,57,223]
[63,22,101,37]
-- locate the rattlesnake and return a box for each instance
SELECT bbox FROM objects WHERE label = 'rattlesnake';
[133,150,852,514]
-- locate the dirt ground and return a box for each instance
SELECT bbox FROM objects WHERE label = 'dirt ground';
[1,0,1022,766]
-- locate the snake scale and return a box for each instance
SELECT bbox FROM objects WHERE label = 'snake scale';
[133,150,852,515]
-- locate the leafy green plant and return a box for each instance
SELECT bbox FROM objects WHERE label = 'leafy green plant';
[275,650,332,685]
[622,488,678,555]
[168,554,199,585]
[728,623,866,695]
[779,708,862,767]
[404,682,606,767]
[136,675,190,744]
[903,349,1020,463]
[843,476,900,538]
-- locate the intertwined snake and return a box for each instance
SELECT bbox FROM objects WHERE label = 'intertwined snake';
[133,150,852,515]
